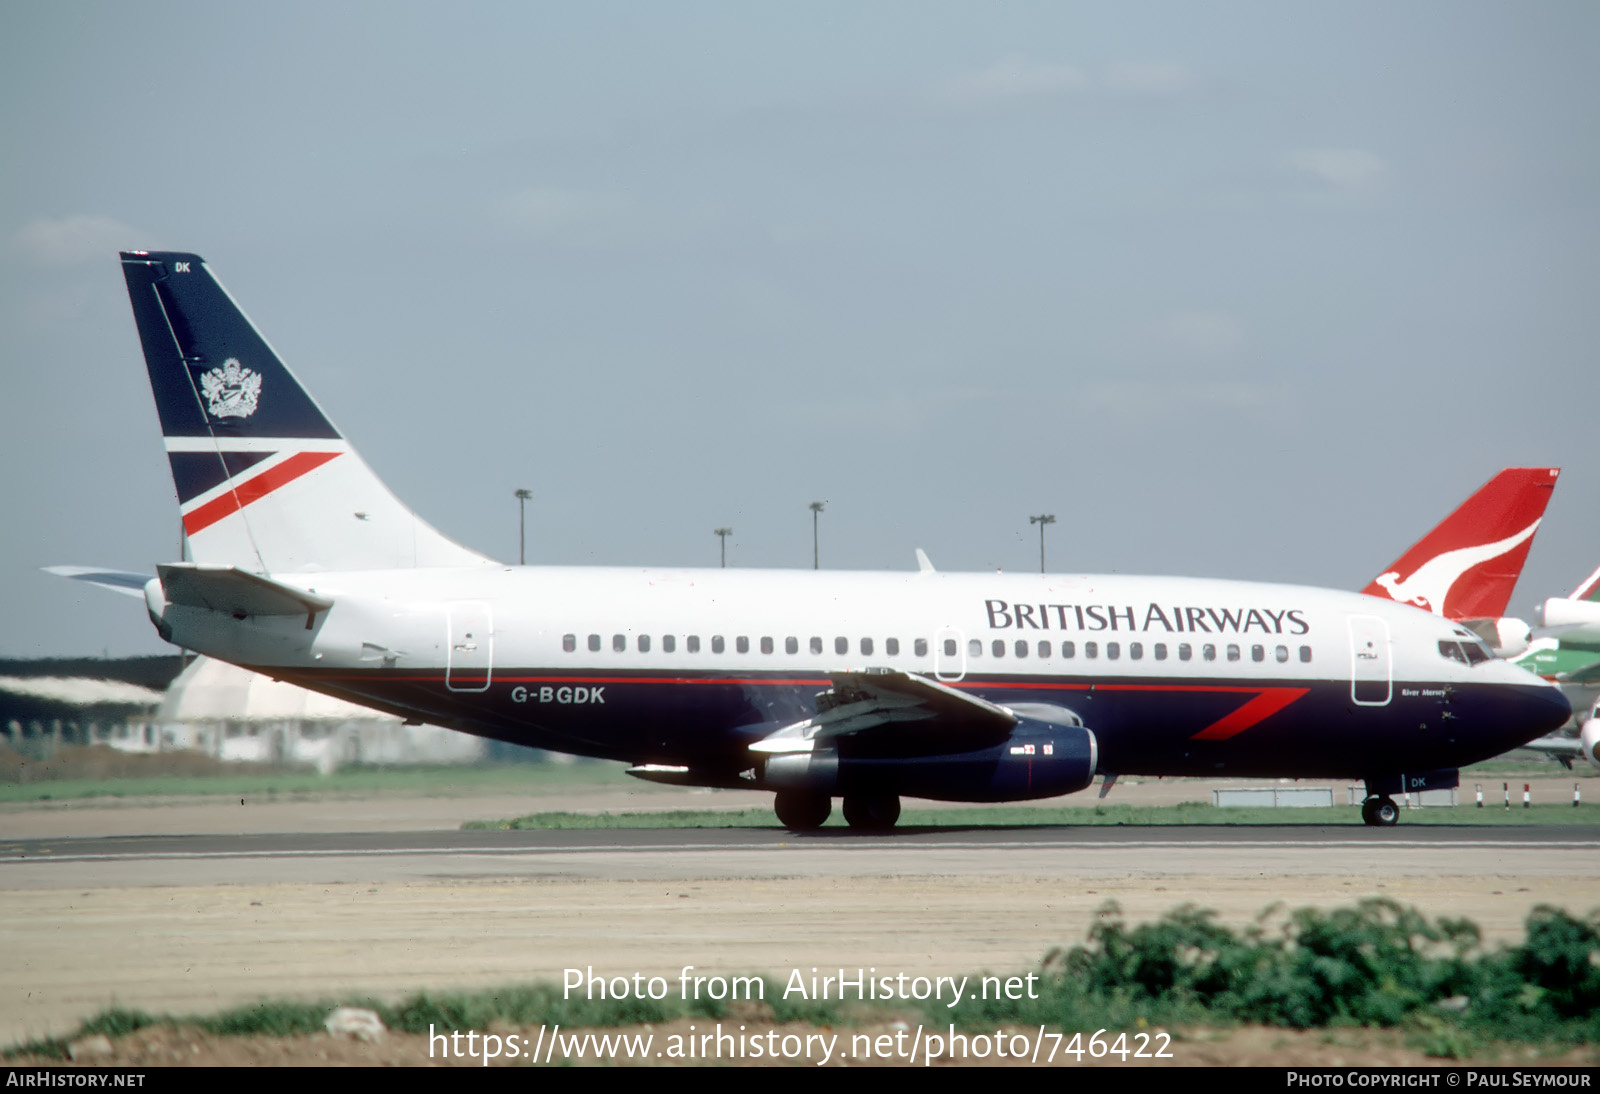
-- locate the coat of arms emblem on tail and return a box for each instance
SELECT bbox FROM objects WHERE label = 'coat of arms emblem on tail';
[199,358,262,418]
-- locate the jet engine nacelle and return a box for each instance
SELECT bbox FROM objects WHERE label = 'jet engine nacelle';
[763,721,1098,803]
[1462,617,1531,657]
[1489,617,1532,658]
[1535,597,1600,642]
[1581,720,1600,773]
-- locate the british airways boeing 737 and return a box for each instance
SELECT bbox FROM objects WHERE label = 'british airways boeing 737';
[52,251,1571,830]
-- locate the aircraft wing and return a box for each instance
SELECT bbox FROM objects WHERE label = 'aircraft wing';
[1520,735,1580,768]
[1558,659,1600,685]
[43,566,153,598]
[750,668,1017,755]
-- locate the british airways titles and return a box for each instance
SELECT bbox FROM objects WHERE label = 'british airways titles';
[982,599,1311,636]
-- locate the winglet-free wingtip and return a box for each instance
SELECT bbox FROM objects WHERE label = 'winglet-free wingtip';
[915,549,935,574]
[43,566,152,598]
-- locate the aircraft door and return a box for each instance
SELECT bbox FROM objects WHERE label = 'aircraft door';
[934,627,967,682]
[1347,615,1391,706]
[447,601,493,692]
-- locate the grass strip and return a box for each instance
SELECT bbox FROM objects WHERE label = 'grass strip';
[0,762,632,803]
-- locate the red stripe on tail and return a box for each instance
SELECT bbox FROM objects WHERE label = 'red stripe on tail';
[182,451,342,535]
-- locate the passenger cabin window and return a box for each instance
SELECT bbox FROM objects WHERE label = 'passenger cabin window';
[1251,644,1264,662]
[638,635,651,653]
[1085,641,1098,659]
[1037,640,1050,658]
[811,637,823,655]
[687,636,701,653]
[737,636,750,654]
[588,634,601,652]
[1130,642,1143,660]
[1274,645,1287,663]
[942,639,956,657]
[786,637,799,655]
[992,639,1005,658]
[1227,644,1240,662]
[1203,644,1216,662]
[1178,643,1192,662]
[969,639,982,657]
[563,634,576,653]
[1153,643,1167,661]
[916,639,929,657]
[886,638,900,656]
[1299,645,1311,663]
[613,634,626,653]
[1014,639,1028,658]
[1106,642,1120,661]
[1062,641,1075,658]
[861,638,874,656]
[712,636,725,654]
[760,636,773,654]
[663,635,676,653]
[835,637,848,655]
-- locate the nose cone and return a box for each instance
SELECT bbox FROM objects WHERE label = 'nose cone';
[1525,681,1573,736]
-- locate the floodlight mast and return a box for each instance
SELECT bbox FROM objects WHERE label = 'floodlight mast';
[809,501,826,569]
[1029,513,1056,573]
[514,489,533,564]
[714,527,732,568]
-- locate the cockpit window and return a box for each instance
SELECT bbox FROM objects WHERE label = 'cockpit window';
[1437,639,1492,665]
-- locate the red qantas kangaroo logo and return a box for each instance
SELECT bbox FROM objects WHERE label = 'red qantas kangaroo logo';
[1363,468,1558,621]
[1371,519,1541,615]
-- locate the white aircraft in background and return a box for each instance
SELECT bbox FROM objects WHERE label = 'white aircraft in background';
[50,251,1570,830]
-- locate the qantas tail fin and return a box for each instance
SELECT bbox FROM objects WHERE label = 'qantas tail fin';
[119,251,494,574]
[1363,467,1559,620]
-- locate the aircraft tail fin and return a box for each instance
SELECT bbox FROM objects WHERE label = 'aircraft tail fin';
[1568,563,1600,603]
[119,251,494,574]
[1362,467,1559,620]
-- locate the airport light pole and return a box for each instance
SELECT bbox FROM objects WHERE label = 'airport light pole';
[514,488,532,564]
[1030,513,1056,574]
[714,527,732,568]
[810,501,826,570]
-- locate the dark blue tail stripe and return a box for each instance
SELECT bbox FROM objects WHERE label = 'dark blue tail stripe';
[167,450,276,504]
[120,252,341,441]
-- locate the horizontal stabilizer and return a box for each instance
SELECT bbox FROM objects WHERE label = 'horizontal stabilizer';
[42,566,152,599]
[157,563,332,626]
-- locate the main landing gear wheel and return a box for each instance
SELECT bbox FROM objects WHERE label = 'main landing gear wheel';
[842,793,901,832]
[1360,795,1400,827]
[773,791,831,831]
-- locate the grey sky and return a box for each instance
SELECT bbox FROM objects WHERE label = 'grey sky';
[3,2,1596,657]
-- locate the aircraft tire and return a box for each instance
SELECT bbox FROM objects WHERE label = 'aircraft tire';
[842,792,901,832]
[773,791,831,830]
[1361,796,1400,827]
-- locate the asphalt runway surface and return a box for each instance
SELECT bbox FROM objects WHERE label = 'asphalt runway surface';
[3,786,1597,1050]
[4,824,1598,888]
